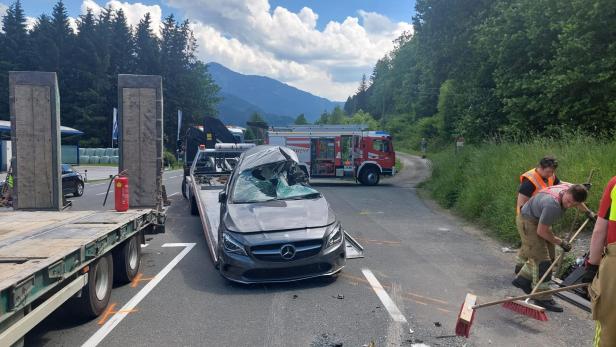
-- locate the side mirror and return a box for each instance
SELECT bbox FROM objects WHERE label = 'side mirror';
[218,191,227,203]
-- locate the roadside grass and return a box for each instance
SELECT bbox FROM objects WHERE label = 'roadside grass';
[423,135,616,243]
[395,157,403,173]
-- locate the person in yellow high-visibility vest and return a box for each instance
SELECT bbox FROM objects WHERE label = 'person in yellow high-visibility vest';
[514,156,560,276]
[582,176,616,347]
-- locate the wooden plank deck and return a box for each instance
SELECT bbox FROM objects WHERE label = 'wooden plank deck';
[0,209,151,292]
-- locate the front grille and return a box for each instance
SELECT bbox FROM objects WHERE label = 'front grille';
[243,263,333,281]
[250,239,323,262]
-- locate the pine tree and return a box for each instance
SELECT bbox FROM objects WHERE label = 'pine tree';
[110,9,134,75]
[134,13,160,74]
[29,15,56,71]
[1,0,29,68]
[0,0,30,118]
[50,1,74,73]
[294,114,308,125]
[67,9,108,146]
[355,74,368,112]
[343,96,354,115]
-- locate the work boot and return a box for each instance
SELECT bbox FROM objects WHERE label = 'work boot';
[533,299,563,313]
[512,276,532,294]
[514,263,523,275]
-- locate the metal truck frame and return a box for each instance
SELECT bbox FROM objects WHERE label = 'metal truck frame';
[0,208,165,346]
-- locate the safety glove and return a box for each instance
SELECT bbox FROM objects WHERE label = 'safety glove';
[560,240,572,252]
[582,260,599,283]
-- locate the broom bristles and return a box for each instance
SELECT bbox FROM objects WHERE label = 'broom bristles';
[501,300,548,321]
[455,296,477,338]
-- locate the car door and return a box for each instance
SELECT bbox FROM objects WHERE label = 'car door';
[61,164,74,195]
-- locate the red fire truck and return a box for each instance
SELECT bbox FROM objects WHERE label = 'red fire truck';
[267,125,396,185]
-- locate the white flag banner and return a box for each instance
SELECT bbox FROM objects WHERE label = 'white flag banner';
[177,110,183,141]
[112,108,118,141]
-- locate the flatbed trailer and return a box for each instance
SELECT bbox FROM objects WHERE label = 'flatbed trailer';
[0,208,164,346]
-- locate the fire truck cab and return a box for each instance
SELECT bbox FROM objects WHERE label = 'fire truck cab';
[267,125,395,186]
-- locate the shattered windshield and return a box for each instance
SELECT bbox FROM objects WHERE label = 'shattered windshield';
[232,163,319,203]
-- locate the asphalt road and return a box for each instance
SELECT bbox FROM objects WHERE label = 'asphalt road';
[66,169,184,211]
[25,156,593,347]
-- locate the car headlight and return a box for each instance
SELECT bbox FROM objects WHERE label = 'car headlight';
[325,223,343,249]
[222,232,247,256]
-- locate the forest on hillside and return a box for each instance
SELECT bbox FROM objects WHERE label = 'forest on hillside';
[0,0,219,149]
[341,0,616,149]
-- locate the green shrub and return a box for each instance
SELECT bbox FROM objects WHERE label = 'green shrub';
[163,150,177,167]
[424,135,616,243]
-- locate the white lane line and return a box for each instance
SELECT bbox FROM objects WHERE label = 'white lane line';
[362,268,407,323]
[140,243,149,248]
[82,243,196,347]
[87,182,108,187]
[168,192,179,197]
[95,191,111,196]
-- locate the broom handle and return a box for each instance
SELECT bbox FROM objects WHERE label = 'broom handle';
[528,218,590,295]
[473,283,589,309]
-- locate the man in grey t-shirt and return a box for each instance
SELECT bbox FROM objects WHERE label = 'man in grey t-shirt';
[512,184,588,312]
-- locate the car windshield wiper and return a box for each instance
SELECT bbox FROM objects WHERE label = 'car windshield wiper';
[280,192,321,200]
[232,198,277,204]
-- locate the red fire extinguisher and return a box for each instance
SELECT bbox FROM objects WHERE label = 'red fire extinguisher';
[114,175,129,212]
[103,170,129,212]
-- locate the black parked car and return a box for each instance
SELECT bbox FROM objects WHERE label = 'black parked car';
[62,164,84,197]
[216,146,346,283]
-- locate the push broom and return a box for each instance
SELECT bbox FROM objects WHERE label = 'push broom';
[455,282,589,338]
[501,218,590,319]
[456,218,591,337]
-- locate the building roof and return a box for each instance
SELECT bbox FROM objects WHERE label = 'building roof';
[0,120,83,138]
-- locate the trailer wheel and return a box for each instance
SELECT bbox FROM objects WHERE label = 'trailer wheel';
[113,234,141,284]
[360,166,380,186]
[71,253,113,318]
[181,177,188,199]
[190,195,199,215]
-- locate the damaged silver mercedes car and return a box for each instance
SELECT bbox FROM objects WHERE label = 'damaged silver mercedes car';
[216,145,347,283]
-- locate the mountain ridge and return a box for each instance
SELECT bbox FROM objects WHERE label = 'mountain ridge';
[207,62,342,124]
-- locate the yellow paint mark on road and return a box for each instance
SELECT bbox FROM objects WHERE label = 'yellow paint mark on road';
[97,304,116,325]
[354,237,401,245]
[437,307,453,314]
[97,303,139,325]
[130,272,154,288]
[406,291,449,305]
[340,273,452,311]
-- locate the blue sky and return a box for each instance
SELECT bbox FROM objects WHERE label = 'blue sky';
[19,1,415,26]
[7,1,416,101]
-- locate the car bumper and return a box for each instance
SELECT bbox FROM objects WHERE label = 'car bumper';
[219,238,346,284]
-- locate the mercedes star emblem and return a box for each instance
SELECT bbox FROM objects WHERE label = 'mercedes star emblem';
[280,244,296,260]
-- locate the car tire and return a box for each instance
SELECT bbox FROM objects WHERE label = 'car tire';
[181,177,188,199]
[69,253,113,319]
[113,234,141,284]
[74,182,84,197]
[190,195,199,215]
[360,167,380,186]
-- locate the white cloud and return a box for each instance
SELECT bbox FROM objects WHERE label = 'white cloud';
[166,0,412,100]
[0,3,8,18]
[81,0,162,31]
[25,16,36,30]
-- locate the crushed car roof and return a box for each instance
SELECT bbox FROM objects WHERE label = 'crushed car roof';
[236,145,299,172]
